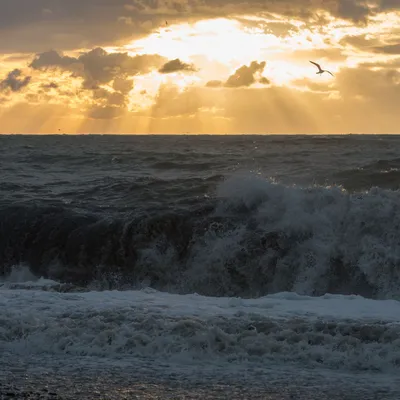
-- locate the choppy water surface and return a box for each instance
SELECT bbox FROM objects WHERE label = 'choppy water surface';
[2,134,400,399]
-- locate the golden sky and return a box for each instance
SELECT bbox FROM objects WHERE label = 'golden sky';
[0,0,399,134]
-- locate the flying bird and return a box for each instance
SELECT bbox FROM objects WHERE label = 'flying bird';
[309,61,334,77]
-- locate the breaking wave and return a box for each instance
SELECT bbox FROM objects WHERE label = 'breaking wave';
[2,288,400,372]
[2,175,400,299]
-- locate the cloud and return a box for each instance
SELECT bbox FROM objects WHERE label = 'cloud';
[289,48,348,63]
[206,61,269,88]
[141,63,400,133]
[30,48,166,88]
[334,65,400,110]
[1,0,397,54]
[236,17,300,38]
[88,106,125,120]
[28,47,167,119]
[0,0,160,53]
[291,78,335,93]
[41,82,59,90]
[84,84,131,120]
[206,80,223,87]
[30,50,78,70]
[0,69,31,92]
[218,67,400,133]
[112,77,134,94]
[225,61,266,87]
[150,85,201,117]
[93,88,126,106]
[372,44,400,55]
[259,77,270,85]
[1,61,400,133]
[361,57,400,69]
[0,0,399,131]
[380,0,400,11]
[334,0,371,22]
[339,34,380,49]
[158,58,197,74]
[193,0,389,23]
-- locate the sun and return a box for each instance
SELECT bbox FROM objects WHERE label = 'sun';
[123,16,342,89]
[125,18,269,65]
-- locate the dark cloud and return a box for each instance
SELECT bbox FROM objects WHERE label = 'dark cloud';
[41,82,59,90]
[158,58,197,74]
[0,0,397,53]
[206,61,268,88]
[206,80,223,87]
[198,0,390,22]
[1,61,400,132]
[93,88,126,106]
[3,54,32,62]
[112,77,134,93]
[335,0,371,22]
[380,0,400,11]
[340,35,400,55]
[29,47,165,119]
[30,48,166,88]
[372,44,400,54]
[225,61,266,87]
[0,0,157,53]
[30,50,78,70]
[87,85,130,119]
[259,76,270,85]
[0,69,31,92]
[339,34,379,49]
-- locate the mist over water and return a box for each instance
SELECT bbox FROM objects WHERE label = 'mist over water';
[2,134,400,398]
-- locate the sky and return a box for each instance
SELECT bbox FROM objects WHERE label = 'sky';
[0,0,399,134]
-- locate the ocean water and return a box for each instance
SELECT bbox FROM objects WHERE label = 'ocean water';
[1,134,400,399]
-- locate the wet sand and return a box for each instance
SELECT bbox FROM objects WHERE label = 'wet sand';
[1,373,398,400]
[1,352,398,400]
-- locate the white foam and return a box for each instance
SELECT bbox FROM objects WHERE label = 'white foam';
[0,265,60,289]
[3,286,399,321]
[208,174,400,298]
[1,286,400,372]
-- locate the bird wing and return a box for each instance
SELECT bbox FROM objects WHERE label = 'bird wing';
[309,60,322,70]
[327,71,334,76]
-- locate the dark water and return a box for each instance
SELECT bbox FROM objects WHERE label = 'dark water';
[2,134,400,299]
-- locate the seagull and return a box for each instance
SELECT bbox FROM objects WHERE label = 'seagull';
[309,61,334,77]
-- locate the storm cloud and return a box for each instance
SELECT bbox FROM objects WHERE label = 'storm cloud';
[30,48,166,88]
[159,59,197,74]
[0,69,31,92]
[1,0,398,53]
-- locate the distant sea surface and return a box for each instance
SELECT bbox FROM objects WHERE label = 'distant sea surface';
[1,134,400,399]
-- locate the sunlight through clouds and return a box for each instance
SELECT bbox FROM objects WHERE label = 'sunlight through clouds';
[0,1,399,133]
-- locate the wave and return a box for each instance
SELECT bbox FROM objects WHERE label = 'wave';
[150,160,218,171]
[331,158,400,190]
[2,288,400,372]
[1,175,400,299]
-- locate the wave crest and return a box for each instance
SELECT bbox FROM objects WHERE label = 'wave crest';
[2,176,400,299]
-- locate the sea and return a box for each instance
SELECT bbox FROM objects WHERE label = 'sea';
[1,134,400,399]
